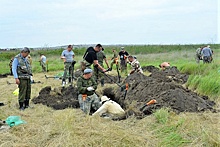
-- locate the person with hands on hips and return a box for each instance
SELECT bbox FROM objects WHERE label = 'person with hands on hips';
[77,68,101,114]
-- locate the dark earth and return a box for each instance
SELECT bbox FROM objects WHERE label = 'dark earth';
[32,66,216,118]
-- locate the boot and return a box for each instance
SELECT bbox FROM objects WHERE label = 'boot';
[101,79,105,87]
[24,99,30,109]
[19,102,24,110]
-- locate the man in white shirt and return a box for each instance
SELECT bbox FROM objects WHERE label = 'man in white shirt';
[127,55,143,75]
[92,96,126,120]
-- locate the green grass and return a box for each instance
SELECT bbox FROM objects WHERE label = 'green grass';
[0,44,220,146]
[153,109,191,146]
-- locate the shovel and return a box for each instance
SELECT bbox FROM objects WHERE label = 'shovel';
[140,99,157,111]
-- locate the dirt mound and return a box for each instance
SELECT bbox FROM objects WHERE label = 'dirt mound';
[113,72,215,115]
[143,66,188,84]
[32,66,216,117]
[32,86,79,110]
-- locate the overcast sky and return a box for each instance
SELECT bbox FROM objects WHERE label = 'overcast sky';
[0,0,219,48]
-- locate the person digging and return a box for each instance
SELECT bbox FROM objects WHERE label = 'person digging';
[77,68,101,115]
[92,96,126,120]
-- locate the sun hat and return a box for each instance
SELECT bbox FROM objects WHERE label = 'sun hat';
[101,96,110,103]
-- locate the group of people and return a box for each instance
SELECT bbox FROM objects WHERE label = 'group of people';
[77,44,130,119]
[11,44,170,119]
[195,45,213,64]
[58,44,145,119]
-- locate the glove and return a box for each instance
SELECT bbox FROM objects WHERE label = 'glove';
[127,74,130,76]
[87,86,94,91]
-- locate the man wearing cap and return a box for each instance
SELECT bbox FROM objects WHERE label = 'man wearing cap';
[201,45,212,63]
[127,55,143,75]
[61,45,75,86]
[81,44,107,72]
[12,47,32,110]
[92,96,126,120]
[94,48,110,86]
[118,47,129,73]
[77,69,101,114]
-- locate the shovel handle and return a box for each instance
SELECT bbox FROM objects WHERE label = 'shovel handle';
[147,99,157,106]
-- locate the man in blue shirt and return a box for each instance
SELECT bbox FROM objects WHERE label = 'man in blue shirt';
[61,45,75,86]
[12,47,32,110]
[201,45,212,63]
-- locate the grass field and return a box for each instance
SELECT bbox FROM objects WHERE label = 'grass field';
[0,45,220,146]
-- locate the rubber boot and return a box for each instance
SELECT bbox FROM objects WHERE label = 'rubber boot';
[101,79,105,87]
[24,99,30,109]
[19,102,24,110]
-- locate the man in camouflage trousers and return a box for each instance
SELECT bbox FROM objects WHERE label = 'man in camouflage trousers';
[61,45,75,86]
[77,69,101,114]
[12,47,32,110]
[94,48,109,86]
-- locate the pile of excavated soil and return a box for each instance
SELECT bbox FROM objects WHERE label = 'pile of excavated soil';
[32,86,79,110]
[32,66,216,117]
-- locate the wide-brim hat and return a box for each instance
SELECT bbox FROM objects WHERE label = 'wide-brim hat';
[101,96,110,102]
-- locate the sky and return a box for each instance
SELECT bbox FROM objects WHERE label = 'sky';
[0,0,219,48]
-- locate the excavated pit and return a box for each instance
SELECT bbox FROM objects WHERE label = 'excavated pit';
[32,66,216,118]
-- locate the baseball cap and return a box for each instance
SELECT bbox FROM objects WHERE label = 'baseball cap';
[84,68,93,74]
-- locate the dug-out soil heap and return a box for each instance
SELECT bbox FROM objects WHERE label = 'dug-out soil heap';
[32,66,215,116]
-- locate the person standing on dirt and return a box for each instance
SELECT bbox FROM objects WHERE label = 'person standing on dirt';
[159,62,170,70]
[61,45,75,86]
[39,54,47,72]
[92,96,126,120]
[94,48,110,86]
[109,49,119,71]
[118,47,129,73]
[9,57,14,75]
[81,44,107,73]
[12,47,32,110]
[201,45,212,63]
[127,55,143,75]
[195,47,203,64]
[77,69,101,114]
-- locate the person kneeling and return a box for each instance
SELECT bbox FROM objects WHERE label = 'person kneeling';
[92,96,126,120]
